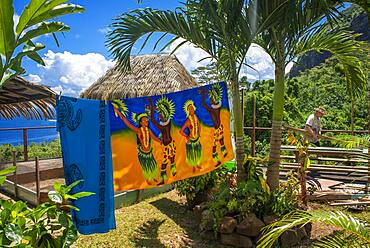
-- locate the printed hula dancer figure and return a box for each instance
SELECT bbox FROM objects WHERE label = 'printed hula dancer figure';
[147,97,177,185]
[200,83,228,167]
[180,100,202,172]
[112,100,161,185]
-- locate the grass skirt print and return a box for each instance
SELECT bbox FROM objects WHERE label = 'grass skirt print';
[185,137,202,167]
[109,82,234,190]
[180,100,202,169]
[112,100,160,185]
[137,147,158,181]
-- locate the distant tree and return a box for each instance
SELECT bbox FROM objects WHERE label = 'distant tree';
[191,62,224,84]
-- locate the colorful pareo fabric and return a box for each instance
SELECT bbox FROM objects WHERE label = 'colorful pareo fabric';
[57,96,116,235]
[110,82,234,190]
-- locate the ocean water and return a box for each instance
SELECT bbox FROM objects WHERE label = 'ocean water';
[0,117,59,145]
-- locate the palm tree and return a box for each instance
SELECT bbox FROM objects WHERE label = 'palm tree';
[257,0,367,190]
[0,0,84,85]
[106,0,279,181]
[257,210,370,248]
[348,0,369,20]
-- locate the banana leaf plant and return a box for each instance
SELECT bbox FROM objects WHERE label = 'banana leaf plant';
[0,167,93,247]
[0,0,84,86]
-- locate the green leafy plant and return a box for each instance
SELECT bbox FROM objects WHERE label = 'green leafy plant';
[257,210,370,248]
[173,166,232,209]
[0,0,84,85]
[0,140,62,162]
[204,157,272,231]
[0,166,16,185]
[0,166,93,247]
[205,156,303,232]
[270,171,299,216]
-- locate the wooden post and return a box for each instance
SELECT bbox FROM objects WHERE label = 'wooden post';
[35,157,40,204]
[12,151,18,198]
[135,190,142,203]
[23,128,28,161]
[251,94,256,157]
[351,98,355,136]
[295,150,307,208]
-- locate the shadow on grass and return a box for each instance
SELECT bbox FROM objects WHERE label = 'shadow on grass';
[150,197,222,248]
[130,219,166,248]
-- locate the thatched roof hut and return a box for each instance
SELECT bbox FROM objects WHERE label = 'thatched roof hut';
[0,76,55,119]
[81,54,197,100]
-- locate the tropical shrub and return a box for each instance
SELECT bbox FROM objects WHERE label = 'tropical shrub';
[0,167,92,247]
[205,157,301,232]
[0,139,62,162]
[173,165,233,209]
[270,171,300,216]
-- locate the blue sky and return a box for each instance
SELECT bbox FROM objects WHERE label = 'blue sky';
[14,0,181,57]
[13,0,280,96]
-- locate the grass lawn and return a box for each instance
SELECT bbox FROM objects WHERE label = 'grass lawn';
[74,190,226,248]
[74,190,370,248]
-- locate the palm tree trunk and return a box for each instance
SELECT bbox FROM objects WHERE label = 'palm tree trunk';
[351,97,355,135]
[231,75,247,182]
[367,65,370,191]
[267,62,285,191]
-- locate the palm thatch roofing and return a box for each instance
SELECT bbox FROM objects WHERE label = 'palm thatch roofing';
[0,76,56,119]
[81,54,197,100]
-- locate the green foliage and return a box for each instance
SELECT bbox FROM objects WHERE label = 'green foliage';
[257,210,370,248]
[0,0,84,85]
[191,62,225,84]
[328,134,370,149]
[173,165,232,202]
[241,51,370,153]
[270,172,299,216]
[0,176,92,247]
[0,166,16,185]
[0,139,62,162]
[205,157,300,232]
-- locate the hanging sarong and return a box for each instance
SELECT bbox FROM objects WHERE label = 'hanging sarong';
[110,82,234,190]
[57,96,116,234]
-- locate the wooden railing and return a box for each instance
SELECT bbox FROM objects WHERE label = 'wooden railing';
[0,126,56,161]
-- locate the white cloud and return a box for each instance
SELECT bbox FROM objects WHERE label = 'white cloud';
[26,74,42,83]
[243,44,275,81]
[13,14,19,25]
[166,39,276,81]
[34,50,114,96]
[98,27,112,35]
[285,61,294,74]
[51,85,78,96]
[165,38,212,71]
[13,14,19,31]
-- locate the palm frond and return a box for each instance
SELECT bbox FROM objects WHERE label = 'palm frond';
[257,210,370,248]
[293,28,366,97]
[314,232,369,248]
[107,7,218,72]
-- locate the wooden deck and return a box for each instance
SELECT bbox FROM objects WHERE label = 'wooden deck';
[3,158,64,184]
[280,145,370,184]
[0,158,64,205]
